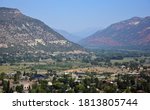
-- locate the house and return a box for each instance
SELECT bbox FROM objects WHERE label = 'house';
[121,65,126,71]
[31,74,48,80]
[74,72,87,78]
[20,81,31,92]
[20,75,30,80]
[19,80,35,93]
[6,73,16,78]
[48,81,52,86]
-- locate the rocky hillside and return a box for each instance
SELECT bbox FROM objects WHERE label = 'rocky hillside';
[0,7,85,55]
[79,17,150,50]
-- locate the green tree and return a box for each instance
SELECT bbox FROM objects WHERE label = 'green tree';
[103,84,117,93]
[0,72,6,80]
[74,84,85,93]
[16,85,23,93]
[14,71,22,82]
[2,80,10,93]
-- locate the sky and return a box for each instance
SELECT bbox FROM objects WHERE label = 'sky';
[0,0,150,33]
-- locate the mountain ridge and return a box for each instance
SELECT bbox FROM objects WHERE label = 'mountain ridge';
[0,7,85,55]
[79,16,150,50]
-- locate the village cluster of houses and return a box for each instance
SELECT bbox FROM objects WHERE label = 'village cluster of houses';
[0,64,150,93]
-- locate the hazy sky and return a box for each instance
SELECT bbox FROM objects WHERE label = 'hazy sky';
[0,0,150,32]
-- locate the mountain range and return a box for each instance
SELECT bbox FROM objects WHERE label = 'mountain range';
[55,28,99,43]
[0,7,150,55]
[79,16,150,50]
[0,7,85,56]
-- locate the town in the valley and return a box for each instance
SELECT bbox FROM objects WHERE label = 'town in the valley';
[0,50,150,93]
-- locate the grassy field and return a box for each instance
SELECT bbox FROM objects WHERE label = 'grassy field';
[0,60,91,74]
[0,64,31,73]
[0,65,14,73]
[32,61,91,71]
[111,57,135,63]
